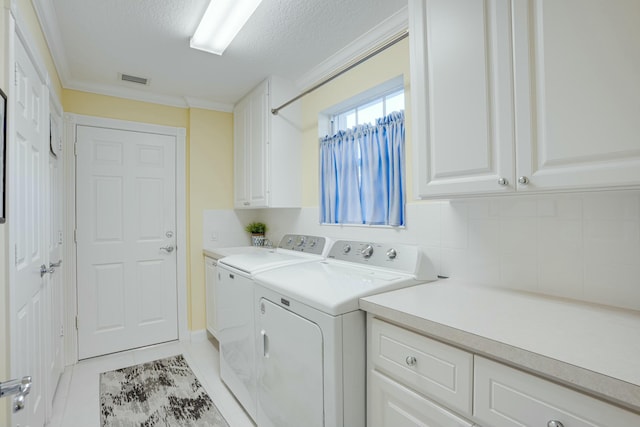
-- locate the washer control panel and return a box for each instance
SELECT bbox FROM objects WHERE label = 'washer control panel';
[327,240,426,276]
[278,234,327,255]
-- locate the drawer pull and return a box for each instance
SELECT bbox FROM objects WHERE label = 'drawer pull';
[405,356,417,367]
[547,421,564,427]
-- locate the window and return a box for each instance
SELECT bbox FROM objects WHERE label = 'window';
[332,88,405,134]
[319,78,406,227]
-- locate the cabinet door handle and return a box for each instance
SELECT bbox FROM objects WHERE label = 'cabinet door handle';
[498,177,508,186]
[518,176,530,185]
[405,356,417,367]
[243,202,250,206]
[547,421,564,427]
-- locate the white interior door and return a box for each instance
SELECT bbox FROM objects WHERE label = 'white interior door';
[9,36,49,427]
[76,125,178,359]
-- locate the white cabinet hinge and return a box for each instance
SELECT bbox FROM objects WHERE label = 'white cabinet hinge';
[75,316,78,330]
[74,229,77,243]
[59,324,64,337]
[74,142,78,156]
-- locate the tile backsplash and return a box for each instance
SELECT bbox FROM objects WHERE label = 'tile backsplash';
[203,190,640,311]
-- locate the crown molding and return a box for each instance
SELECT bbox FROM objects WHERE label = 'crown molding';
[65,80,233,112]
[32,0,72,85]
[295,6,409,91]
[184,97,234,113]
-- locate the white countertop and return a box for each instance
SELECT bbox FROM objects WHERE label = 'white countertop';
[202,246,266,260]
[360,280,640,412]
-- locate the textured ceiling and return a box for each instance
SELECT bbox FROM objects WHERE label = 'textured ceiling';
[44,0,408,109]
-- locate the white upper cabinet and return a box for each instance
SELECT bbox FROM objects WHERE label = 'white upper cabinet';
[410,0,640,198]
[410,0,515,197]
[513,0,640,192]
[233,76,301,208]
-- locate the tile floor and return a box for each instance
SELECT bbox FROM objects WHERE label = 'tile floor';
[46,338,255,427]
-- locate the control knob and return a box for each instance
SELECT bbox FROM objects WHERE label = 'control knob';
[343,244,351,254]
[386,248,397,259]
[296,236,306,247]
[361,244,374,258]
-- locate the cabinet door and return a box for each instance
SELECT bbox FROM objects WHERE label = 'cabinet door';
[204,257,217,337]
[410,0,515,197]
[513,0,640,191]
[369,370,474,427]
[248,82,268,207]
[474,356,640,427]
[234,96,250,207]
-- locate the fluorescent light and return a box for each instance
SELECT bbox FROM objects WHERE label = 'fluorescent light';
[190,0,263,55]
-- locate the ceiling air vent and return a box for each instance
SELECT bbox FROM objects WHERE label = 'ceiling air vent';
[119,73,149,85]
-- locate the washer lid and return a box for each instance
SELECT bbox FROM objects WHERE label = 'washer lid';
[254,261,424,316]
[218,249,322,275]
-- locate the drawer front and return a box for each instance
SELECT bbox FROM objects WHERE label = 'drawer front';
[370,318,473,414]
[369,370,474,427]
[474,356,640,427]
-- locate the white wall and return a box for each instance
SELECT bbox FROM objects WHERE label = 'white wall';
[205,189,640,312]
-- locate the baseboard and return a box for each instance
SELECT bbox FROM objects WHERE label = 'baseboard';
[190,329,208,342]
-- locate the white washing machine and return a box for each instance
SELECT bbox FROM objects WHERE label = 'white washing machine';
[216,234,329,422]
[252,240,437,427]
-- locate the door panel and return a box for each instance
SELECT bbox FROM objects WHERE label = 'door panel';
[256,298,323,427]
[217,269,257,421]
[76,126,178,359]
[10,36,48,427]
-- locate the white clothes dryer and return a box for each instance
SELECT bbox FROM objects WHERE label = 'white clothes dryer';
[252,240,437,427]
[216,234,329,422]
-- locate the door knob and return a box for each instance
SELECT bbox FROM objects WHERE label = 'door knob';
[40,264,54,277]
[0,376,32,413]
[160,245,175,253]
[49,260,62,271]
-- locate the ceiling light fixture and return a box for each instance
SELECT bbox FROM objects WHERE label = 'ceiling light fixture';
[190,0,263,55]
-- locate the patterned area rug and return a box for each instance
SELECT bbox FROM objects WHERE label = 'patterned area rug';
[100,354,229,427]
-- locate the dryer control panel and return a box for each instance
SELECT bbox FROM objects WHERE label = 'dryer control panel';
[327,240,437,281]
[278,234,327,255]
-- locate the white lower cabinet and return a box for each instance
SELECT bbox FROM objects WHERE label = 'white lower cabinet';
[474,356,640,427]
[370,370,474,427]
[204,256,218,337]
[368,317,640,427]
[368,318,476,426]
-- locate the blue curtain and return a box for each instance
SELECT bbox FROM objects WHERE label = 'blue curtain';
[319,111,405,226]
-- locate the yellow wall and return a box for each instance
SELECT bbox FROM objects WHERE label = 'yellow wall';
[188,108,234,330]
[300,38,413,207]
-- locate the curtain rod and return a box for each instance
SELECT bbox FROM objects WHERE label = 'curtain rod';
[271,30,409,116]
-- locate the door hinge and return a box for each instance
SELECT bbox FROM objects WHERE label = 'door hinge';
[74,229,77,243]
[14,245,18,266]
[75,316,78,330]
[59,324,64,337]
[74,142,78,156]
[14,63,18,86]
